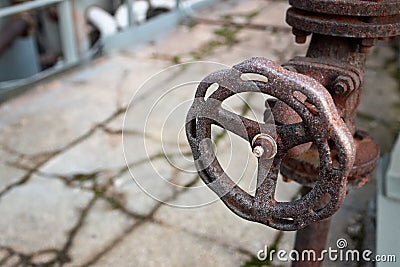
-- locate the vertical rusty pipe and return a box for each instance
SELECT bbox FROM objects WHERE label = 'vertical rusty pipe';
[292,218,331,267]
[306,34,366,135]
[290,35,363,267]
[288,28,373,267]
[292,186,331,267]
[306,34,366,68]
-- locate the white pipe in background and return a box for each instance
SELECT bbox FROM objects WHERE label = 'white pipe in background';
[115,1,149,29]
[87,0,178,37]
[86,6,118,38]
[152,0,176,9]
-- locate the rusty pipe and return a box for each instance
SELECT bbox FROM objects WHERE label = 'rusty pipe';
[292,218,331,267]
[292,186,331,267]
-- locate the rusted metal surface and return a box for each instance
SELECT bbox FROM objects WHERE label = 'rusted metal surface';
[287,0,400,53]
[289,0,400,17]
[292,187,331,267]
[186,57,355,231]
[279,56,380,187]
[292,218,331,266]
[286,8,400,39]
[283,56,363,134]
[281,130,379,188]
[281,0,397,189]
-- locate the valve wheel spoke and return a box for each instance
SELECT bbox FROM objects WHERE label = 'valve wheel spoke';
[255,156,283,200]
[211,106,275,144]
[277,122,312,151]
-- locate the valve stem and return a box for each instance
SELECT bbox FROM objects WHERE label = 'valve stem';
[252,133,277,159]
[253,146,264,158]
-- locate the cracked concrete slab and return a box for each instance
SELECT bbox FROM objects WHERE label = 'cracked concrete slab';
[251,1,291,28]
[356,43,400,153]
[360,69,399,124]
[204,29,308,66]
[133,0,295,66]
[105,112,193,166]
[196,0,267,22]
[93,222,250,267]
[357,68,400,153]
[112,158,180,216]
[101,53,171,109]
[323,180,377,267]
[0,175,92,254]
[0,68,122,157]
[40,129,159,176]
[121,61,236,142]
[1,254,20,266]
[0,163,26,192]
[135,24,221,61]
[154,171,299,259]
[30,250,59,266]
[154,182,279,254]
[0,249,8,261]
[64,199,136,266]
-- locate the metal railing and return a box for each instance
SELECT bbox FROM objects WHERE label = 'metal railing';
[0,0,216,99]
[0,0,78,65]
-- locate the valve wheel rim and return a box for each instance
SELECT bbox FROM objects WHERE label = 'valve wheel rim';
[186,57,355,231]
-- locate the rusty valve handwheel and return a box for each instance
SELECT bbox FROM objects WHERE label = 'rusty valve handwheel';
[186,57,356,231]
